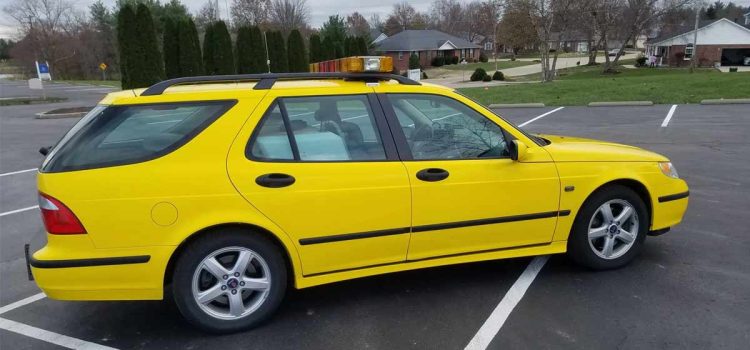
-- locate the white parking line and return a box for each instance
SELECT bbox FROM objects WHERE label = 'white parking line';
[0,206,39,218]
[0,168,37,177]
[0,293,46,316]
[0,317,118,350]
[518,107,564,128]
[464,255,549,350]
[661,104,678,127]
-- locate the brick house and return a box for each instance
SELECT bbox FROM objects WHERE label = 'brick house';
[645,18,750,67]
[373,30,481,72]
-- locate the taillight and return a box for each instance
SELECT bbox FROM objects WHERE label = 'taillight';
[38,193,86,234]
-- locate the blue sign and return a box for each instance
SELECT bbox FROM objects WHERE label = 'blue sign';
[38,63,49,73]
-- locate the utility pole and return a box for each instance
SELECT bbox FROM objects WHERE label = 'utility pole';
[264,31,271,73]
[690,4,700,72]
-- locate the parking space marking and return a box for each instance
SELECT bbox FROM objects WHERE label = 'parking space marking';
[518,107,564,127]
[0,205,39,217]
[661,105,678,127]
[0,293,46,316]
[0,168,37,177]
[464,255,549,350]
[0,317,118,350]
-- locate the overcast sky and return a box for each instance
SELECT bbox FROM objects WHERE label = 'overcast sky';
[1,0,750,39]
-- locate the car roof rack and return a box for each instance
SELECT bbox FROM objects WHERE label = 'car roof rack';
[139,72,421,96]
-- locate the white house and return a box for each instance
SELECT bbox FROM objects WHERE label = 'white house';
[645,18,750,67]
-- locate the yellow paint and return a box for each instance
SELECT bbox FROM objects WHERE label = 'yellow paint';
[32,78,689,301]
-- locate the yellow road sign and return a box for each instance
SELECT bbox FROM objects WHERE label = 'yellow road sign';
[99,63,108,71]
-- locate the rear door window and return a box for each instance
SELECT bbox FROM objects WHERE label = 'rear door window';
[41,101,235,172]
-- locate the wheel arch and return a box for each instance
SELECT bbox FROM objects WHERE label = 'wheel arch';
[163,223,299,289]
[580,178,653,228]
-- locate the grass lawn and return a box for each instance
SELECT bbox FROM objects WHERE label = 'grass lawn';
[459,66,750,106]
[54,80,121,88]
[439,60,536,72]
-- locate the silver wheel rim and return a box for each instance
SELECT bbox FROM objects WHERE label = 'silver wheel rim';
[587,199,639,260]
[191,246,271,320]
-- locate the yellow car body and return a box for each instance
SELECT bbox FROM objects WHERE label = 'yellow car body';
[30,78,689,302]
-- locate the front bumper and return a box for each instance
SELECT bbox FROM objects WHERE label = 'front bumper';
[27,236,174,301]
[651,188,689,231]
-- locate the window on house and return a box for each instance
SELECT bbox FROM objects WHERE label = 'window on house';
[398,52,403,60]
[684,44,694,59]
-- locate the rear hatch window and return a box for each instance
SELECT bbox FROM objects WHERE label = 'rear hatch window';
[41,101,236,173]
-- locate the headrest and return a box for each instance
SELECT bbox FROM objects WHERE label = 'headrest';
[314,100,341,123]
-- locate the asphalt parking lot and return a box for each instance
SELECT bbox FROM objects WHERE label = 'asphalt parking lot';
[1,79,749,349]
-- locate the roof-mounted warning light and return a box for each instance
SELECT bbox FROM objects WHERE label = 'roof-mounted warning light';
[310,56,394,73]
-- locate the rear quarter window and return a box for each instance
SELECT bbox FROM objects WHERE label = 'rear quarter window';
[41,100,236,172]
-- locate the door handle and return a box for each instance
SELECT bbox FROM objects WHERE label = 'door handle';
[255,173,296,188]
[416,168,449,182]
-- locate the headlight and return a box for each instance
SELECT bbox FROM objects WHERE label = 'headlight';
[658,162,679,179]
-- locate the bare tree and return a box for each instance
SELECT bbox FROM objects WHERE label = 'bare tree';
[369,14,384,32]
[2,0,81,71]
[231,0,270,28]
[430,0,463,35]
[526,0,577,82]
[268,0,309,35]
[346,12,370,37]
[598,0,692,72]
[384,2,430,34]
[195,1,220,32]
[498,0,538,58]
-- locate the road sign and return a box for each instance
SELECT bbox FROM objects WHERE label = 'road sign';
[35,61,52,80]
[99,63,108,71]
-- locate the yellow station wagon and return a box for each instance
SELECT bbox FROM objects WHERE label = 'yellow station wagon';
[28,58,689,333]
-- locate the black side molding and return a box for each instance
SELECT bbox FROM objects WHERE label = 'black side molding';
[29,255,151,269]
[412,210,570,233]
[299,210,571,245]
[299,227,410,246]
[658,191,689,203]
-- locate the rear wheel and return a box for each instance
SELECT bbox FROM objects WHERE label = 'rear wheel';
[172,230,287,333]
[568,185,648,270]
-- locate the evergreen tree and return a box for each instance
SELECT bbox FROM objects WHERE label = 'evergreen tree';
[134,3,164,87]
[235,26,252,73]
[116,4,138,88]
[287,29,308,72]
[163,17,180,78]
[178,18,203,76]
[321,36,335,61]
[357,36,368,56]
[268,31,288,72]
[203,23,216,75]
[309,34,321,63]
[250,26,268,73]
[343,36,351,56]
[211,21,235,75]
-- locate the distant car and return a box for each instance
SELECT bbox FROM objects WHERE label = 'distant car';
[608,49,621,57]
[744,56,750,66]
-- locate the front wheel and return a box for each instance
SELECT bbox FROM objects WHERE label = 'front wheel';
[172,230,287,333]
[567,185,648,270]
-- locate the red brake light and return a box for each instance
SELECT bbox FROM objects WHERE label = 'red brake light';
[38,193,86,235]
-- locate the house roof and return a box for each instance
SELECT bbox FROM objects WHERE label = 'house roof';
[374,30,480,52]
[647,18,750,45]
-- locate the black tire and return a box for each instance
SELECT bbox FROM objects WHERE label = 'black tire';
[567,185,649,270]
[172,229,287,333]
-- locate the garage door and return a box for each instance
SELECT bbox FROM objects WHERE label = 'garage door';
[721,48,750,66]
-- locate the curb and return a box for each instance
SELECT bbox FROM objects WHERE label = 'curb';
[35,111,87,119]
[700,98,750,105]
[588,101,653,107]
[488,103,546,108]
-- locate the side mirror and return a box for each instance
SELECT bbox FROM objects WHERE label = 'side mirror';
[509,140,528,161]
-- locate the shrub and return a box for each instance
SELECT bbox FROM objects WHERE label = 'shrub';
[450,56,459,64]
[492,71,504,81]
[635,55,647,67]
[470,68,487,81]
[479,52,488,63]
[431,56,445,67]
[482,75,491,82]
[421,71,428,79]
[409,53,420,69]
